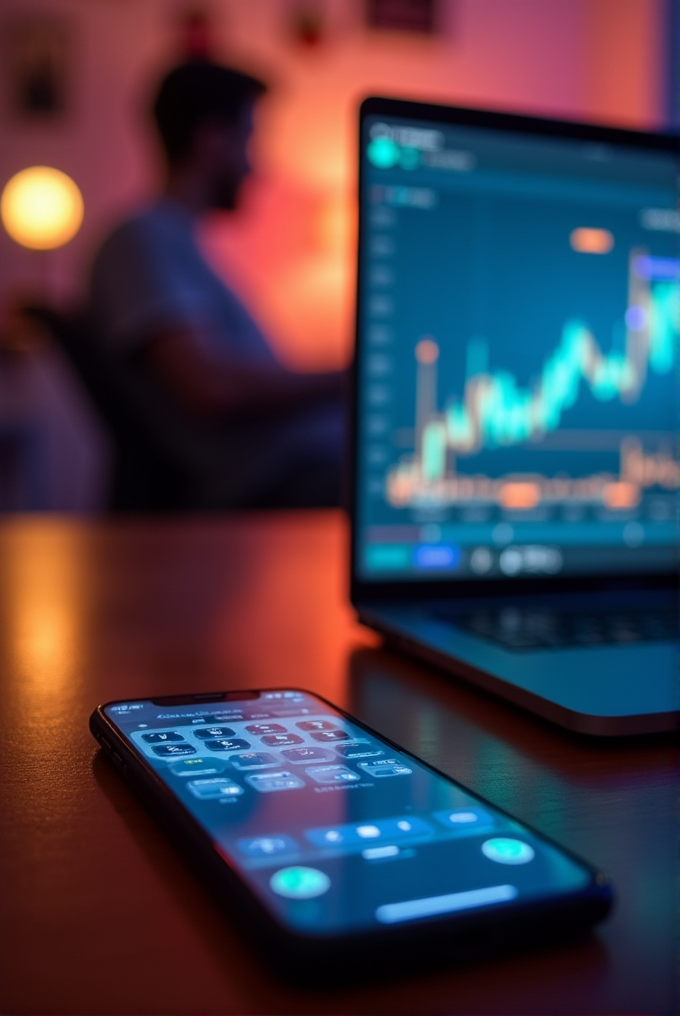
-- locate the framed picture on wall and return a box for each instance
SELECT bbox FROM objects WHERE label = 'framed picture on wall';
[364,0,441,34]
[3,17,72,119]
[670,0,680,127]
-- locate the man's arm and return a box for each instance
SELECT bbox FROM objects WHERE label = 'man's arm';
[143,326,346,419]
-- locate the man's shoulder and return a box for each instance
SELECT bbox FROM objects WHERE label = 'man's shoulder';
[95,202,192,264]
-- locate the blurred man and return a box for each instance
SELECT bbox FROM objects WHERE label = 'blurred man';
[89,60,344,509]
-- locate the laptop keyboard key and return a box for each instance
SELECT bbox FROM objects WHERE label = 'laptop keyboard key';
[449,607,677,651]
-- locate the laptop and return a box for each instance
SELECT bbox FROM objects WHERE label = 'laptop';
[349,97,679,736]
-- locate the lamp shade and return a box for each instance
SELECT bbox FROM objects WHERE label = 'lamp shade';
[1,166,84,250]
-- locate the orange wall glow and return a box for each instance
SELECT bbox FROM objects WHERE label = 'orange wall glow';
[0,0,667,371]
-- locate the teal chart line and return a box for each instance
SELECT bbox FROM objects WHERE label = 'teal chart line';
[385,251,680,509]
[415,253,679,483]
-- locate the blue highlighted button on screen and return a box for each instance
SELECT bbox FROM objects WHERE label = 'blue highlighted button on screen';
[414,544,460,570]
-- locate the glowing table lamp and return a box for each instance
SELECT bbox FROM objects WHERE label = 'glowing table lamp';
[1,166,83,250]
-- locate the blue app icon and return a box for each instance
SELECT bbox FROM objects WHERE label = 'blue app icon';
[334,742,384,760]
[434,808,494,831]
[238,835,298,857]
[187,778,244,799]
[357,758,412,777]
[306,765,361,785]
[247,770,305,793]
[142,731,185,743]
[193,726,236,739]
[230,752,279,770]
[204,738,251,752]
[152,743,196,757]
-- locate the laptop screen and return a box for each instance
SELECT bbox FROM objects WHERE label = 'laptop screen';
[353,100,680,585]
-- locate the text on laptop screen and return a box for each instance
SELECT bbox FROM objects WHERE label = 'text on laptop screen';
[355,111,679,582]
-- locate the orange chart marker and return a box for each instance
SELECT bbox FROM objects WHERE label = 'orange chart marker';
[570,227,614,254]
[499,482,541,510]
[602,482,640,509]
[415,338,439,364]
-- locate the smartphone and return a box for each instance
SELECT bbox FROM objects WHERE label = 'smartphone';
[90,689,612,973]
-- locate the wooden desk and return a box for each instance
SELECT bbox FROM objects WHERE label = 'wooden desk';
[0,512,677,1015]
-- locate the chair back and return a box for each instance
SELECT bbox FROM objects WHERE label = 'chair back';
[21,305,187,511]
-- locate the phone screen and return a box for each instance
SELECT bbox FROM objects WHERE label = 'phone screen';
[103,690,595,937]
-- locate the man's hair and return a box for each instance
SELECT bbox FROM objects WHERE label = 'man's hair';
[152,60,267,165]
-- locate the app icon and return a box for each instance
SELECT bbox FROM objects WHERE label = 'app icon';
[187,778,244,799]
[193,726,236,739]
[481,838,535,865]
[362,845,400,860]
[152,743,197,757]
[247,770,305,793]
[245,723,287,735]
[142,731,185,744]
[270,866,331,899]
[357,758,412,777]
[310,730,350,743]
[229,752,279,770]
[434,808,493,830]
[320,829,344,844]
[296,720,337,732]
[334,742,384,760]
[306,765,361,785]
[238,835,298,857]
[170,757,228,777]
[261,733,304,747]
[281,747,335,764]
[356,824,381,839]
[204,738,251,752]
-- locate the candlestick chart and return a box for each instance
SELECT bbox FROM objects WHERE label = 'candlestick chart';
[387,251,679,512]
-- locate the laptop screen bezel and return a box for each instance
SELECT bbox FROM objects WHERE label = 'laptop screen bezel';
[349,96,680,605]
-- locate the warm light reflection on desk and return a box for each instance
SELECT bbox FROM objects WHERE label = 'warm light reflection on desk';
[3,524,85,702]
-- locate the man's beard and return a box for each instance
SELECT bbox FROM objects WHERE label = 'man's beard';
[210,173,241,211]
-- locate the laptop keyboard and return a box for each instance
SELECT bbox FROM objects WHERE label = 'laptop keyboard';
[443,606,678,651]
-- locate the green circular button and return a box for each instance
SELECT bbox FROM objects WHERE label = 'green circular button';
[270,866,331,899]
[367,136,400,169]
[481,838,535,865]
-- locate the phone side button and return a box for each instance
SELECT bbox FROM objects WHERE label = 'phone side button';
[111,751,127,771]
[99,737,112,752]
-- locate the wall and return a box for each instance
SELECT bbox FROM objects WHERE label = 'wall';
[0,0,667,373]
